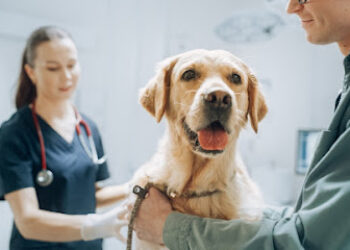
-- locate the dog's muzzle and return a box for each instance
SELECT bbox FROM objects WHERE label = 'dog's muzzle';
[183,90,233,155]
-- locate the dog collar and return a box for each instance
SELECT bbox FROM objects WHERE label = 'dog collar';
[169,189,222,199]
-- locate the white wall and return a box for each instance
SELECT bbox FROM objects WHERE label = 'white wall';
[0,0,343,249]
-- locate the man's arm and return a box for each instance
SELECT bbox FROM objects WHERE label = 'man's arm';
[134,188,302,250]
[163,211,303,250]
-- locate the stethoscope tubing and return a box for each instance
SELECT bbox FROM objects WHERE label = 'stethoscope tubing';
[31,102,107,187]
[74,108,107,165]
[31,103,47,170]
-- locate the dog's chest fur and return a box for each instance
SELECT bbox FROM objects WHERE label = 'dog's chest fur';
[136,135,248,220]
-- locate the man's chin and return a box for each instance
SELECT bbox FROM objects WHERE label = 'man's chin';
[306,32,334,45]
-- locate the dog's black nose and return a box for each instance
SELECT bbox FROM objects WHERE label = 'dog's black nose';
[203,91,232,109]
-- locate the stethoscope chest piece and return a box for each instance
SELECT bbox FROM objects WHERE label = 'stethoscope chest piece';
[36,169,54,187]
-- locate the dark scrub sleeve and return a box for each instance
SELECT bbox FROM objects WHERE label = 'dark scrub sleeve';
[0,124,34,198]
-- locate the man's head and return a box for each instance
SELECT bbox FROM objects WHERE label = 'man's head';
[287,0,350,55]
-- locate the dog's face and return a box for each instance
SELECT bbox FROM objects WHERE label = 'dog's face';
[140,49,267,157]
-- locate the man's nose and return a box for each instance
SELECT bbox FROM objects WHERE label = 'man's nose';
[286,0,302,14]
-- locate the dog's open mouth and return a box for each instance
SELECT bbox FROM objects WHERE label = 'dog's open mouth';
[183,120,229,154]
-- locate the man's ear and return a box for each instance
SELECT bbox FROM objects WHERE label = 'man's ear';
[247,73,268,133]
[139,56,178,123]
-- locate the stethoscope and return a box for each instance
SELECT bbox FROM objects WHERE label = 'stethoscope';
[31,102,107,187]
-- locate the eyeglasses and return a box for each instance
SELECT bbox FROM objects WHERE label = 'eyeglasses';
[298,0,308,4]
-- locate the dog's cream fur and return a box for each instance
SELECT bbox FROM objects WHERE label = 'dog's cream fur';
[131,49,267,249]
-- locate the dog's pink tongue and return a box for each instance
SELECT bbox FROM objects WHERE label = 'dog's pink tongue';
[198,127,228,151]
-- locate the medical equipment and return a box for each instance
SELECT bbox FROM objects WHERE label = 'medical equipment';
[31,102,107,187]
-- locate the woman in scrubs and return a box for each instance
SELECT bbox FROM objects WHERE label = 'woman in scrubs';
[0,26,128,250]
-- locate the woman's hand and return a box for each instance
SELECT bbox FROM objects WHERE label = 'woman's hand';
[81,204,129,242]
[132,187,172,245]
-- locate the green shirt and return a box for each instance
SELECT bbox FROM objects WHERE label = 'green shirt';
[163,54,350,250]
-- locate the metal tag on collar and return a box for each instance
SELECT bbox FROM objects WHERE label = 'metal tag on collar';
[132,185,148,199]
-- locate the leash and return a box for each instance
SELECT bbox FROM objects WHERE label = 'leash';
[126,183,222,250]
[126,183,152,250]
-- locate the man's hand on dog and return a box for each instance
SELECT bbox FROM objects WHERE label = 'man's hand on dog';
[130,187,172,245]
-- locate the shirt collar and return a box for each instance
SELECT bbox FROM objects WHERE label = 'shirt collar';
[343,54,350,92]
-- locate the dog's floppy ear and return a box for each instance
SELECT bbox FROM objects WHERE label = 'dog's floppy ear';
[139,56,178,123]
[247,73,268,133]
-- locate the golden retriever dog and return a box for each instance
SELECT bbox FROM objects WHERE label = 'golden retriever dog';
[129,49,267,249]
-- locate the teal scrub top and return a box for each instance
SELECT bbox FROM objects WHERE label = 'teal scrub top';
[0,106,110,250]
[163,54,350,250]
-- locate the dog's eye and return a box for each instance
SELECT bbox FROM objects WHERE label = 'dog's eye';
[181,69,198,81]
[228,73,241,84]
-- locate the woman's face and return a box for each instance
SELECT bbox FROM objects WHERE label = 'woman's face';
[26,38,80,102]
